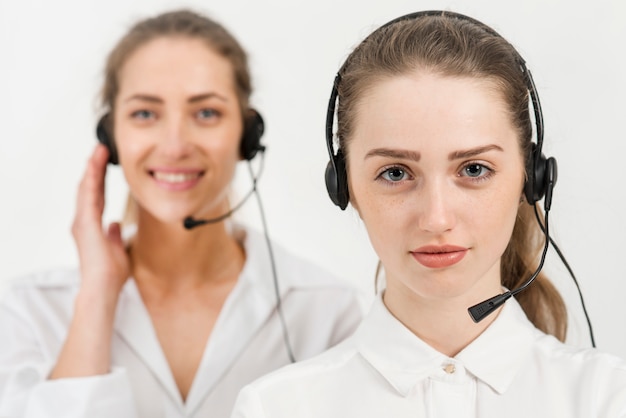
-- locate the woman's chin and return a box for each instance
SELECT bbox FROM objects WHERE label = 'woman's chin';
[136,205,196,227]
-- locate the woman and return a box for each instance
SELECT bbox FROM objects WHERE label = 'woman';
[231,11,626,417]
[0,9,362,417]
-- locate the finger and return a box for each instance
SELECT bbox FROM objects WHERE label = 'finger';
[90,144,109,202]
[106,222,124,248]
[73,146,109,232]
[84,145,109,211]
[92,143,110,169]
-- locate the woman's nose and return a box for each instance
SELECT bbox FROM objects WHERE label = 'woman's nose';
[417,179,457,234]
[159,115,194,159]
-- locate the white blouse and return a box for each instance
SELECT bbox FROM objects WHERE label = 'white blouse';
[0,226,364,418]
[232,293,626,418]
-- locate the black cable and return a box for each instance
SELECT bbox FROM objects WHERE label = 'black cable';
[245,158,296,363]
[533,205,596,348]
[511,206,551,297]
[468,200,550,322]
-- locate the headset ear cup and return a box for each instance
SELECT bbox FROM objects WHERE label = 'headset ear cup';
[524,143,549,204]
[325,149,349,210]
[240,109,265,160]
[96,114,119,165]
[543,156,558,210]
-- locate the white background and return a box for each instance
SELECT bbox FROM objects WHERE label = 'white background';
[1,0,624,359]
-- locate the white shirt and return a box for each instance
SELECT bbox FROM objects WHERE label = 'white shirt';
[232,293,626,418]
[0,226,364,418]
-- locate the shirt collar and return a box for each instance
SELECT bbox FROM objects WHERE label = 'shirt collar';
[113,224,285,412]
[455,294,537,394]
[354,293,538,396]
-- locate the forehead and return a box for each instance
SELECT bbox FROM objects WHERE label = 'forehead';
[117,36,236,96]
[350,72,519,155]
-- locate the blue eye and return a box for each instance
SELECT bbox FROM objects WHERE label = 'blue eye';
[381,167,408,182]
[461,163,492,178]
[131,110,154,120]
[197,108,218,119]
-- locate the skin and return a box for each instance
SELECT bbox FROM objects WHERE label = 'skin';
[347,72,526,357]
[51,37,246,401]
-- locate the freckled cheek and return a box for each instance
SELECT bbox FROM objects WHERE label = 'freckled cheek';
[351,185,412,250]
[477,191,520,244]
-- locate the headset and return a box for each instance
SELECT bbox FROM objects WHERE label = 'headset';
[325,10,555,211]
[95,108,297,362]
[324,10,595,346]
[96,108,266,165]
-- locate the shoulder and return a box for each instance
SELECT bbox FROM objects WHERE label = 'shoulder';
[529,336,626,414]
[233,338,377,417]
[0,268,80,314]
[235,224,365,338]
[534,333,626,383]
[242,337,360,396]
[2,268,80,295]
[237,224,358,291]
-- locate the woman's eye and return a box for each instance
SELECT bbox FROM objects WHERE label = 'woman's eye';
[197,108,218,120]
[461,163,492,178]
[131,110,154,120]
[380,167,408,182]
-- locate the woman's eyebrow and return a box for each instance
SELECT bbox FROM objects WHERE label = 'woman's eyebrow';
[124,94,162,103]
[364,148,421,161]
[188,92,228,103]
[448,144,503,160]
[122,92,228,104]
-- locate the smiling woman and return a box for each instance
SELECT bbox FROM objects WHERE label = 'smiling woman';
[112,36,244,223]
[0,9,363,418]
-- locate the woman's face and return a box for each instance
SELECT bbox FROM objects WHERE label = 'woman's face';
[347,72,525,305]
[113,36,243,224]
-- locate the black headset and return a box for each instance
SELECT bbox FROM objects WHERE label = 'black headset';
[323,11,597,346]
[96,108,266,165]
[325,10,558,211]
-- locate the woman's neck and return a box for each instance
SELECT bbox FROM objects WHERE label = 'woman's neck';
[128,211,245,294]
[382,280,502,358]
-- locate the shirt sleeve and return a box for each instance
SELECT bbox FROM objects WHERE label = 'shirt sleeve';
[595,354,626,418]
[230,385,267,418]
[0,290,139,418]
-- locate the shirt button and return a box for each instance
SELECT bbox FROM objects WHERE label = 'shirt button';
[443,364,456,374]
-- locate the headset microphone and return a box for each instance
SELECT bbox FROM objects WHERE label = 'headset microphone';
[468,158,557,323]
[468,207,549,322]
[182,185,257,230]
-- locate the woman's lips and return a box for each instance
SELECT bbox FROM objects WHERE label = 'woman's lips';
[410,245,468,269]
[149,168,204,191]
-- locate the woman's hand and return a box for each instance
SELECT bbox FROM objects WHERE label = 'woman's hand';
[72,144,130,302]
[51,144,130,379]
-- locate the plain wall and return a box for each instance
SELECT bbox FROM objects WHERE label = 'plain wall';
[1,0,624,360]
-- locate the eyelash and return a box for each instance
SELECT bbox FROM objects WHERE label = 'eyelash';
[375,165,413,185]
[375,161,495,186]
[196,108,220,120]
[128,108,222,122]
[458,161,495,183]
[130,109,155,120]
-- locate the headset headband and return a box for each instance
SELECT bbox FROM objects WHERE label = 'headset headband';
[325,10,550,209]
